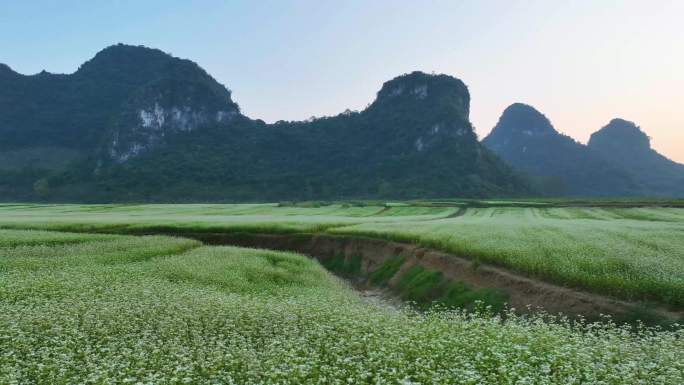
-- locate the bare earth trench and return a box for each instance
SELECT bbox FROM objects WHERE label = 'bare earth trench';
[139,231,683,323]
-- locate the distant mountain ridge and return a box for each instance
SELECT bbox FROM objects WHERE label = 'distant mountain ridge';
[3,44,681,201]
[588,119,684,196]
[483,104,684,197]
[0,44,528,201]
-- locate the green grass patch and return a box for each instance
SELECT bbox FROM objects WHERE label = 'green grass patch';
[369,255,406,285]
[321,254,362,276]
[396,265,444,303]
[437,282,508,313]
[394,265,509,311]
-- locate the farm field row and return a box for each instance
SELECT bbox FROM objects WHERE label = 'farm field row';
[0,229,682,384]
[334,208,684,307]
[0,203,458,233]
[0,203,683,307]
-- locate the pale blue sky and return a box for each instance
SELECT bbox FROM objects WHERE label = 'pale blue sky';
[1,0,682,162]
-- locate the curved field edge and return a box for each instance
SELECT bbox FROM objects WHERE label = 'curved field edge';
[1,230,683,384]
[2,220,683,313]
[75,220,684,312]
[328,219,684,309]
[150,231,684,325]
[3,225,680,324]
[0,204,682,310]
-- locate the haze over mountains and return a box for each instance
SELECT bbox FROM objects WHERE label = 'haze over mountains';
[0,44,682,202]
[588,119,684,196]
[482,104,684,197]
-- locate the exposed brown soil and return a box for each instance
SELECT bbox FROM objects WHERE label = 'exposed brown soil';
[148,231,682,322]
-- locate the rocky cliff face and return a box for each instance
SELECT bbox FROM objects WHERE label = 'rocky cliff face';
[81,44,242,162]
[368,72,475,154]
[3,44,681,200]
[107,78,241,162]
[0,44,240,158]
[0,47,530,202]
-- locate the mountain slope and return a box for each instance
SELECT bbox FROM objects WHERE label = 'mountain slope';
[0,44,237,153]
[588,119,684,196]
[0,45,529,201]
[77,72,529,201]
[482,103,638,196]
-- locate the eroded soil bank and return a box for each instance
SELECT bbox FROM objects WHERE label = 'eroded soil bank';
[151,231,682,324]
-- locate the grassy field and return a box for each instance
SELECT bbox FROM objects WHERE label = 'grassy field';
[0,203,457,233]
[335,207,684,307]
[0,203,682,307]
[1,228,682,384]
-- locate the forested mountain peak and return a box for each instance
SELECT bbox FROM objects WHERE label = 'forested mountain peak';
[0,46,529,201]
[0,44,240,160]
[586,119,684,195]
[483,104,684,197]
[482,104,640,196]
[77,44,182,78]
[588,118,651,154]
[485,103,557,146]
[370,71,470,119]
[0,63,19,78]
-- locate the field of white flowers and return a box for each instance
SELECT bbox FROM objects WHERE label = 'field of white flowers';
[1,203,683,306]
[335,207,684,307]
[1,203,684,306]
[0,203,457,234]
[1,229,682,384]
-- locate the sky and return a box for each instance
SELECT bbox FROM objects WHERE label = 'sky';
[1,0,682,162]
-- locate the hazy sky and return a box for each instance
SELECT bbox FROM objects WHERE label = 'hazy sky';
[1,0,682,162]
